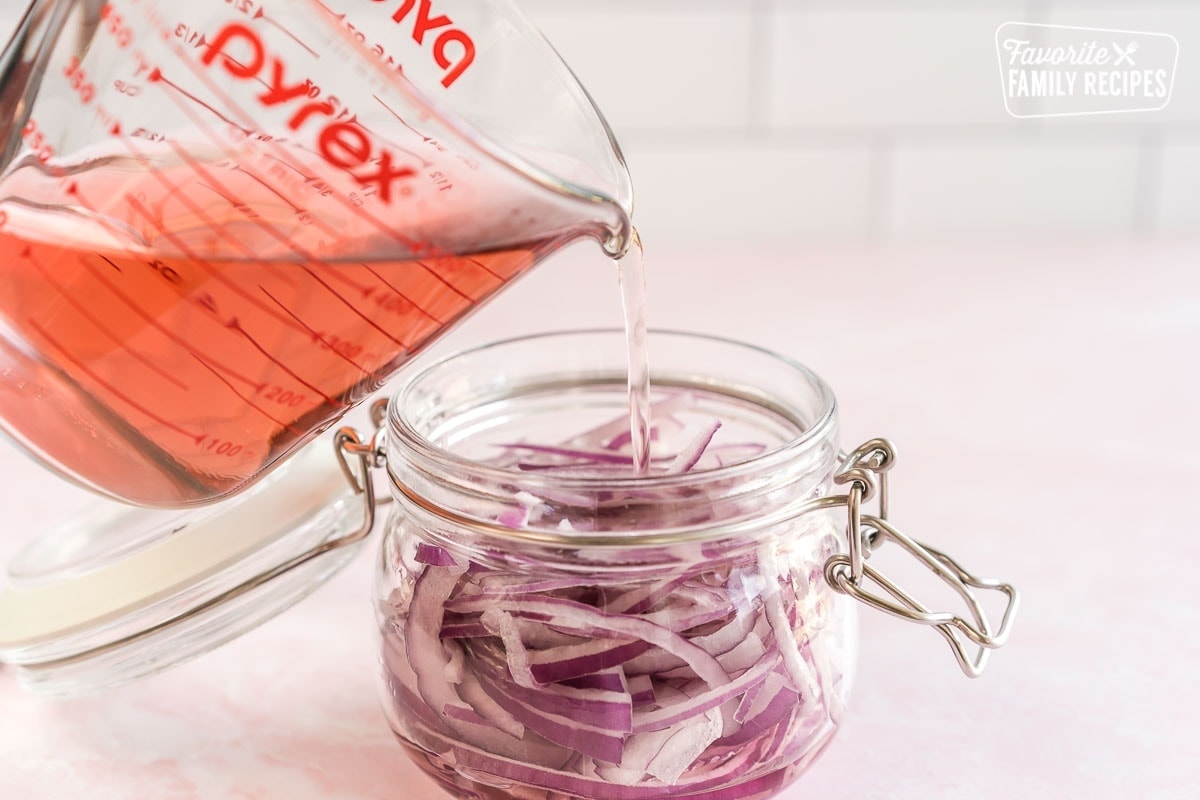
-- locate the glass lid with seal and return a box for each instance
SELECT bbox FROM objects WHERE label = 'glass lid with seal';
[0,415,386,696]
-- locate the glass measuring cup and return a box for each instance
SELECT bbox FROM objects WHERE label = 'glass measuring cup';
[0,0,633,508]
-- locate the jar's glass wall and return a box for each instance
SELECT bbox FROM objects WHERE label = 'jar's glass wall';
[375,331,855,800]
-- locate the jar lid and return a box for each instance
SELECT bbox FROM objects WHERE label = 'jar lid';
[0,437,374,695]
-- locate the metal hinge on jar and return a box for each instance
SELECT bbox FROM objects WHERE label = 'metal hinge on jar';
[823,439,1019,678]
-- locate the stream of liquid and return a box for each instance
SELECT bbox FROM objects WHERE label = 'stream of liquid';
[616,227,652,475]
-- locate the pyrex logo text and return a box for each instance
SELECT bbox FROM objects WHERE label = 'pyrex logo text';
[379,0,476,88]
[202,23,415,203]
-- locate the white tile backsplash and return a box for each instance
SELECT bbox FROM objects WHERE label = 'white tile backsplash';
[888,138,1143,239]
[520,3,755,136]
[767,7,1025,129]
[623,141,874,245]
[1155,140,1200,234]
[0,1,1196,243]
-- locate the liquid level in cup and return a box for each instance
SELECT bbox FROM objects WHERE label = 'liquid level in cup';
[0,205,553,506]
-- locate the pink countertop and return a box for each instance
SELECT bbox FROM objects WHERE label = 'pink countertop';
[2,241,1198,799]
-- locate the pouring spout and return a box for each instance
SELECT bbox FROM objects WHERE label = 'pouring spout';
[600,214,635,260]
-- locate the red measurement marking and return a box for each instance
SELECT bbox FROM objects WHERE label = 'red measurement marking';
[79,255,267,393]
[25,318,204,444]
[263,153,312,180]
[63,55,97,104]
[114,137,315,340]
[144,97,344,259]
[360,264,446,325]
[232,165,303,213]
[253,7,320,59]
[22,250,189,391]
[136,126,437,353]
[259,286,370,374]
[224,316,343,406]
[148,67,253,136]
[98,255,123,273]
[462,254,504,283]
[189,353,306,435]
[166,138,332,262]
[373,93,432,144]
[65,181,172,267]
[317,263,371,294]
[194,181,244,208]
[358,104,432,167]
[99,4,135,48]
[299,267,411,348]
[120,190,310,340]
[151,100,469,321]
[165,38,455,265]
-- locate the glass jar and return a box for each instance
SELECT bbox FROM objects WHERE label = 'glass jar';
[0,327,1015,791]
[376,330,858,800]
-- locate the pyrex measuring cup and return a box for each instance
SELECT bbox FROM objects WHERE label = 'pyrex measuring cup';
[0,0,633,507]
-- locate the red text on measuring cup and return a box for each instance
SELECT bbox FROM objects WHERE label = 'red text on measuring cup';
[381,0,476,88]
[201,23,417,202]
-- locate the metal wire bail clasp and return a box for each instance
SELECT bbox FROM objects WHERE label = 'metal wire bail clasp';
[823,439,1020,678]
[334,398,390,500]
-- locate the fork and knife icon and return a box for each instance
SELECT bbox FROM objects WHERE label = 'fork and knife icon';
[1112,40,1139,66]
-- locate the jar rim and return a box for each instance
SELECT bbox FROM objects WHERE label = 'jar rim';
[388,328,838,498]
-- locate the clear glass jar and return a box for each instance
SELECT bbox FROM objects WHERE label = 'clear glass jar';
[376,330,857,800]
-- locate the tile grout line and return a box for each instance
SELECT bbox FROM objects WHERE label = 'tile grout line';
[1133,129,1165,239]
[620,123,1169,150]
[866,132,895,243]
[747,0,774,134]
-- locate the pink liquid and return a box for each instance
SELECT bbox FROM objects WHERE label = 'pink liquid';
[0,168,567,506]
[616,227,652,475]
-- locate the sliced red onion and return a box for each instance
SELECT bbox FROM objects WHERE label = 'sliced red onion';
[415,543,458,567]
[527,638,652,684]
[627,674,656,708]
[479,596,731,688]
[604,573,691,615]
[496,443,668,466]
[469,648,634,734]
[402,567,544,761]
[480,608,537,689]
[760,546,822,702]
[446,730,774,799]
[474,577,593,597]
[474,667,628,764]
[382,397,847,798]
[719,674,798,748]
[641,603,735,634]
[456,664,526,740]
[631,650,775,734]
[497,505,533,528]
[443,702,489,726]
[600,707,724,785]
[665,419,722,474]
[443,639,465,684]
[562,670,629,694]
[660,634,766,681]
[602,426,659,452]
[562,391,698,452]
